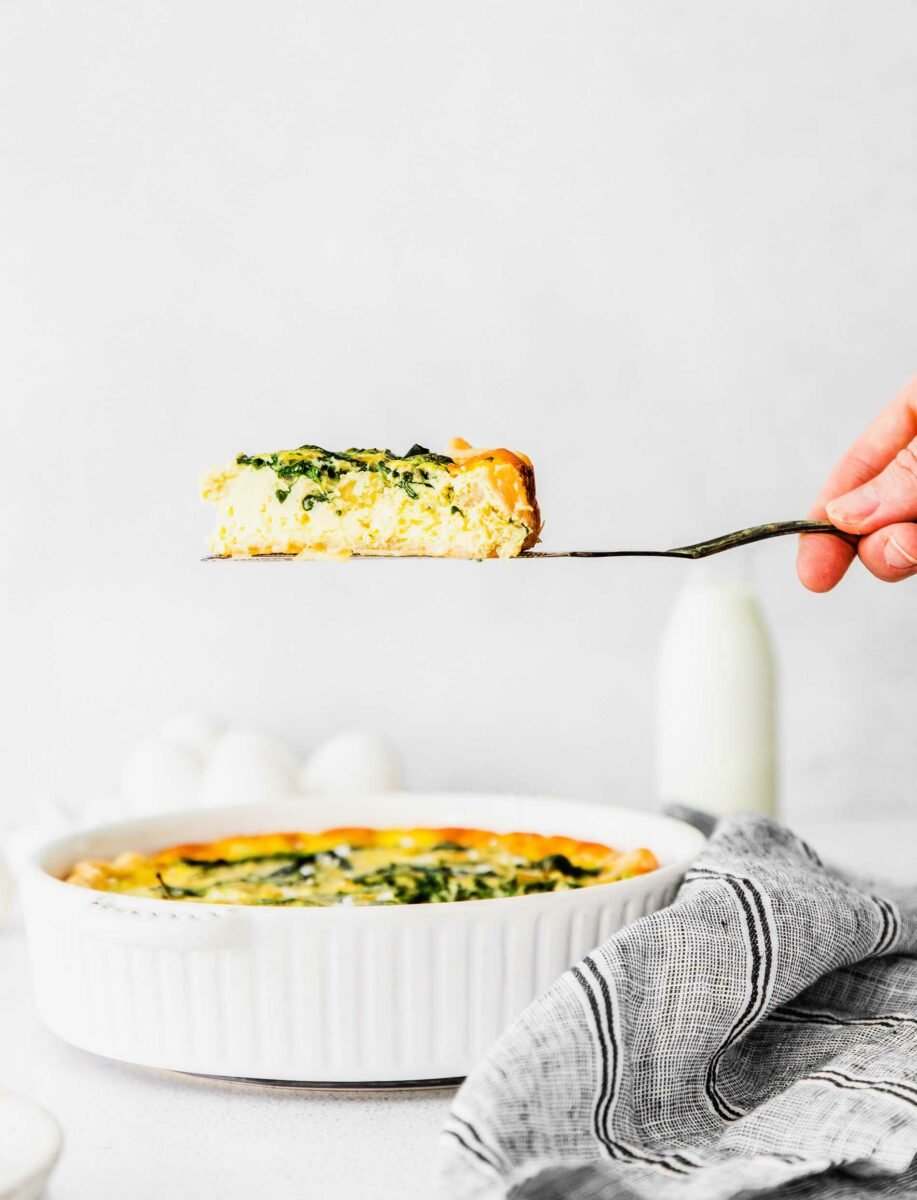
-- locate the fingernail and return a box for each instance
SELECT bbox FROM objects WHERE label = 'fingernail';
[826,486,880,526]
[884,535,917,572]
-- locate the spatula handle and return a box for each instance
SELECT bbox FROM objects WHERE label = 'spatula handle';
[520,520,858,559]
[669,519,858,560]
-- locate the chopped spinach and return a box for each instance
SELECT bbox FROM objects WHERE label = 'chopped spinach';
[166,840,604,907]
[156,872,206,899]
[233,444,455,508]
[533,854,600,880]
[403,445,454,465]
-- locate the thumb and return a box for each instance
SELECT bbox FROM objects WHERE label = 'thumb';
[826,437,917,533]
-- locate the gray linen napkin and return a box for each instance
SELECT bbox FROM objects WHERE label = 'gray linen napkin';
[441,815,917,1199]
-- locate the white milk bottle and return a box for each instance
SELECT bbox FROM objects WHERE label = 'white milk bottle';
[655,561,778,818]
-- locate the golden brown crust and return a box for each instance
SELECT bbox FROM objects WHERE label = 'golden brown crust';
[517,459,541,551]
[65,826,658,891]
[446,440,542,551]
[159,826,619,867]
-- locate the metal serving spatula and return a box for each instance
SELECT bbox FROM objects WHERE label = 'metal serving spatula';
[205,519,855,561]
[521,519,856,559]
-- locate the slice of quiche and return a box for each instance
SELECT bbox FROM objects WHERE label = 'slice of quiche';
[202,438,541,559]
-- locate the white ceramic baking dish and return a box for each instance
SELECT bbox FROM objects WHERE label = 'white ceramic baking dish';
[22,794,705,1085]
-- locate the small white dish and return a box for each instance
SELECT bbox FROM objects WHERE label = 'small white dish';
[0,1091,61,1200]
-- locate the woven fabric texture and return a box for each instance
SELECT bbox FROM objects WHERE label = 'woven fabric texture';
[441,816,917,1199]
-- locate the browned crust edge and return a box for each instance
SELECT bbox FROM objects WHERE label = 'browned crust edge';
[65,826,659,886]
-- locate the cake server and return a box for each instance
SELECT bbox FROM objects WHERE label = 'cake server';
[204,519,856,560]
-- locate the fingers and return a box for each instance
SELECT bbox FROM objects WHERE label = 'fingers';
[855,522,917,582]
[796,532,856,592]
[827,378,917,504]
[797,377,917,592]
[796,462,869,592]
[826,435,917,534]
[796,462,868,593]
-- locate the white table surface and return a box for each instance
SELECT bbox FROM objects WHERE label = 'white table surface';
[1,815,912,1200]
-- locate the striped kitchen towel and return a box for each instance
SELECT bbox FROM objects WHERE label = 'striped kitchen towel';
[441,814,917,1199]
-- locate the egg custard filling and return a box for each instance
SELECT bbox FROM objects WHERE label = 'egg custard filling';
[65,827,659,907]
[202,439,541,559]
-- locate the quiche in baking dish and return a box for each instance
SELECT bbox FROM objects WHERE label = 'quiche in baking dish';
[202,439,541,559]
[66,827,659,907]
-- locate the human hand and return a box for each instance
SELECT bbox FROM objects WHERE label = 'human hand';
[797,377,917,591]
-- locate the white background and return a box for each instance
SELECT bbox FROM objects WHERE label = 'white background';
[2,0,915,831]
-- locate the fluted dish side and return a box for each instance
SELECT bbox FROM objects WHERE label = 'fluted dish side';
[23,795,704,1083]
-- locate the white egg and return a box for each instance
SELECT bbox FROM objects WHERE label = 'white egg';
[121,737,205,817]
[160,712,225,758]
[199,729,299,809]
[299,730,402,796]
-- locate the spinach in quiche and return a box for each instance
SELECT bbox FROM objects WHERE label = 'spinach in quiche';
[65,828,660,907]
